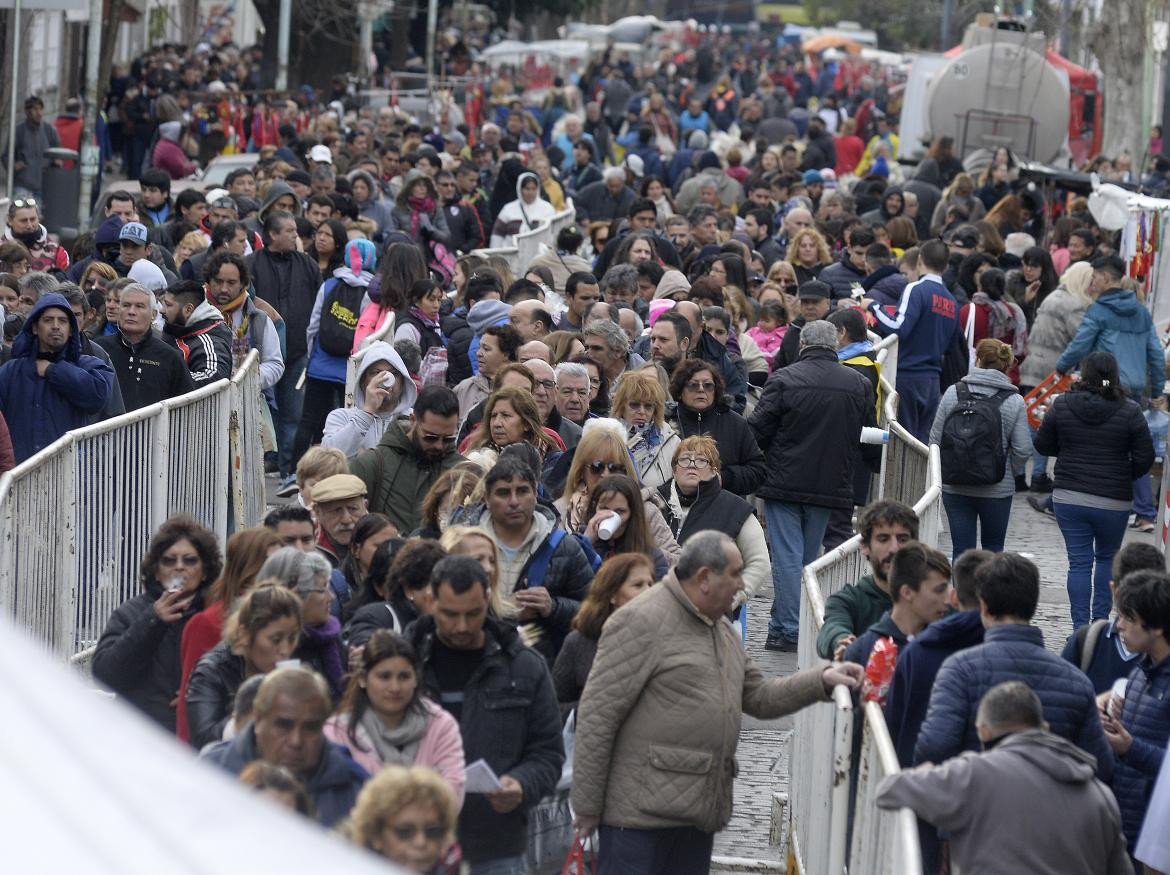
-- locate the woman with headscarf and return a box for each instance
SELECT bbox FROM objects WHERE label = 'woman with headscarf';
[490,171,556,248]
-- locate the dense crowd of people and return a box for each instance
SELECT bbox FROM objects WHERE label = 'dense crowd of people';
[2,21,1170,875]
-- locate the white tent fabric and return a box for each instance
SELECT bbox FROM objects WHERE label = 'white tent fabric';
[0,616,404,874]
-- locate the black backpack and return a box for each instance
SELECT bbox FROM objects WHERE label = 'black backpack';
[939,384,1015,486]
[316,278,365,357]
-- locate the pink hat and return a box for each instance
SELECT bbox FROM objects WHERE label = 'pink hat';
[648,299,676,327]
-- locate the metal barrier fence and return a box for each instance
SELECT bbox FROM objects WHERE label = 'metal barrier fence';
[0,351,264,661]
[849,701,924,874]
[472,205,577,276]
[786,366,942,875]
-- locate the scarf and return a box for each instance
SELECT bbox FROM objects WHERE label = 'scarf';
[299,616,346,698]
[837,340,873,361]
[971,291,1029,359]
[357,706,428,767]
[565,483,590,533]
[210,290,252,370]
[408,195,436,240]
[409,305,441,331]
[626,421,662,478]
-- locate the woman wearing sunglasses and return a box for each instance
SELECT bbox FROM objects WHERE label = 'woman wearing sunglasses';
[668,359,765,497]
[555,419,680,560]
[93,514,223,732]
[349,763,463,874]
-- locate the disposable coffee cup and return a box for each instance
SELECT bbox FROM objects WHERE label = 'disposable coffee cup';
[860,427,889,445]
[1110,678,1127,719]
[276,659,302,670]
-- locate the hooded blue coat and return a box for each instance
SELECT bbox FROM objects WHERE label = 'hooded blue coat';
[0,293,114,462]
[1056,288,1164,398]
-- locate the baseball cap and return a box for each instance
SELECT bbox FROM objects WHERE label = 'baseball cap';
[309,144,333,164]
[118,222,149,245]
[311,474,367,504]
[796,280,831,300]
[624,153,645,178]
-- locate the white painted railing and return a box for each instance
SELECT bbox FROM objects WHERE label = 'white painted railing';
[0,351,264,661]
[471,204,576,276]
[786,367,941,875]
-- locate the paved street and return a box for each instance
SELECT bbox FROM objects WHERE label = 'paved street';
[711,491,1156,868]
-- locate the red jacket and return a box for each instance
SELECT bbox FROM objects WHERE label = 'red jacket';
[152,137,195,180]
[175,600,226,742]
[0,411,14,473]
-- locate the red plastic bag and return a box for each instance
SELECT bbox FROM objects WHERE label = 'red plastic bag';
[861,636,899,706]
[562,835,595,875]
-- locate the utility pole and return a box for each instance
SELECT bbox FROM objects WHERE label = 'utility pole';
[6,0,23,197]
[276,0,291,91]
[78,1,103,229]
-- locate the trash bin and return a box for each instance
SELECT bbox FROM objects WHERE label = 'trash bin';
[42,147,80,236]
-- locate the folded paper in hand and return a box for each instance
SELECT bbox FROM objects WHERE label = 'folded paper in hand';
[465,758,503,793]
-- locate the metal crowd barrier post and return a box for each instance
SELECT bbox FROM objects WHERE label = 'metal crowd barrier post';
[849,702,924,874]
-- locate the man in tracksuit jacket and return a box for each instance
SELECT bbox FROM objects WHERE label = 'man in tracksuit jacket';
[865,239,959,444]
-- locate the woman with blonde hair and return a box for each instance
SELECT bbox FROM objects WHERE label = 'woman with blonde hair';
[555,418,680,558]
[174,230,209,271]
[462,386,563,460]
[416,463,487,539]
[786,227,831,285]
[348,764,462,873]
[930,172,986,235]
[611,370,680,490]
[551,553,655,709]
[439,525,510,620]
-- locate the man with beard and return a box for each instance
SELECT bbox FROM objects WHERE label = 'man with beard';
[649,310,693,375]
[348,385,465,534]
[816,500,919,660]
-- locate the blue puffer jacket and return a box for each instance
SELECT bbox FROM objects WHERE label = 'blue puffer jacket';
[817,252,868,303]
[1055,288,1165,398]
[0,293,114,462]
[885,609,985,767]
[1113,655,1170,848]
[914,624,1114,780]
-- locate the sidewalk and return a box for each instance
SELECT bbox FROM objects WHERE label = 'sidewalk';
[711,492,1154,866]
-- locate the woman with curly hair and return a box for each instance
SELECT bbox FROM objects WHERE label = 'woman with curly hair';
[612,230,662,268]
[786,227,832,285]
[348,764,462,873]
[93,514,224,731]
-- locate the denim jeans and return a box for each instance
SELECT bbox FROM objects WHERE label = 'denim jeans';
[764,500,832,639]
[1052,500,1129,628]
[468,856,525,875]
[272,353,306,477]
[599,825,714,875]
[942,492,1013,558]
[1133,472,1156,519]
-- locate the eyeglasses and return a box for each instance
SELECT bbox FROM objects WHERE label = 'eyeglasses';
[533,378,556,390]
[160,554,201,567]
[588,460,626,475]
[675,456,712,469]
[11,198,37,209]
[419,431,458,445]
[685,380,715,392]
[389,822,447,842]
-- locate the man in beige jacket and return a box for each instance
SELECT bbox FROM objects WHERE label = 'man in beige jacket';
[571,531,863,873]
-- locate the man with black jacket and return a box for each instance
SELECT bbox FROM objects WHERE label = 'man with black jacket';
[591,198,683,279]
[818,225,873,304]
[161,280,232,388]
[749,320,880,651]
[249,210,322,478]
[97,283,194,410]
[437,170,484,254]
[410,555,563,873]
[772,280,831,370]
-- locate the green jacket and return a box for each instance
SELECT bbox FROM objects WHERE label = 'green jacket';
[348,418,464,534]
[815,574,893,659]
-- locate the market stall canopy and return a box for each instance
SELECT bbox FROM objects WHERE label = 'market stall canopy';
[802,34,862,54]
[0,615,404,874]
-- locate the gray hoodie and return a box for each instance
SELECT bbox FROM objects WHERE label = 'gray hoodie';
[929,366,1031,498]
[877,729,1132,875]
[320,341,417,457]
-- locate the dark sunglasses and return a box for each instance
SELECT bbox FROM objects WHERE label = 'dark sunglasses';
[389,822,447,842]
[588,460,626,475]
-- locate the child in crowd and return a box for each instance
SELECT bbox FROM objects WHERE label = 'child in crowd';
[746,300,788,371]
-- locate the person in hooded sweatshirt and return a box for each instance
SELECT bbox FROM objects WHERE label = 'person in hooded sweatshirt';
[321,342,417,459]
[161,280,233,388]
[860,185,905,227]
[348,168,395,242]
[878,681,1133,875]
[490,171,556,248]
[151,120,196,180]
[0,292,114,462]
[294,239,377,461]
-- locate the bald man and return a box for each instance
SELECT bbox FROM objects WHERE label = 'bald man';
[518,340,551,363]
[508,300,555,342]
[525,358,581,451]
